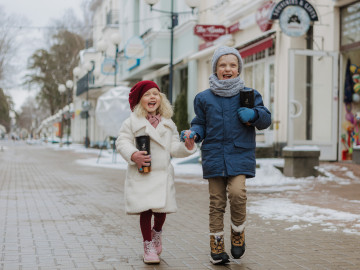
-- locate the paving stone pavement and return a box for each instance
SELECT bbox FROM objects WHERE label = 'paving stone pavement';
[0,141,359,270]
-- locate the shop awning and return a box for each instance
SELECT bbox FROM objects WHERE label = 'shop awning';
[238,36,273,58]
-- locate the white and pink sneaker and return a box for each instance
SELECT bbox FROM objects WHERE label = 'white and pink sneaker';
[143,240,160,264]
[151,229,163,255]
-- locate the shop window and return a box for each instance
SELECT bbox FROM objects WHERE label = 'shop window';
[242,49,275,134]
[255,50,265,61]
[243,66,253,88]
[244,55,254,64]
[268,42,275,56]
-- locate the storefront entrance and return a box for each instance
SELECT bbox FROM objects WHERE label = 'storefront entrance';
[288,49,339,160]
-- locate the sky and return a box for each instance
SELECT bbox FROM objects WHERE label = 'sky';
[0,0,84,111]
[39,143,359,236]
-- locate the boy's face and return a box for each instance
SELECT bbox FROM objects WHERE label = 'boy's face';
[140,88,161,115]
[216,54,239,80]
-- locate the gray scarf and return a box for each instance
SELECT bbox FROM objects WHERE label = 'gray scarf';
[209,73,245,97]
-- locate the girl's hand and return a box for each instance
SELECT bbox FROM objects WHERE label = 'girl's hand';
[185,137,195,150]
[131,151,151,169]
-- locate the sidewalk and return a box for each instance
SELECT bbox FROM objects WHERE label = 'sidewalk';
[0,141,359,269]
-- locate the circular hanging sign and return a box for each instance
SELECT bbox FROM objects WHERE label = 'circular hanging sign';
[124,36,146,59]
[279,6,310,37]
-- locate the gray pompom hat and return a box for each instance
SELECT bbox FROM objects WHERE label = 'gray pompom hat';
[212,46,243,75]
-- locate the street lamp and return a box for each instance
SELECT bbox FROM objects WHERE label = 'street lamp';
[98,35,121,86]
[64,80,74,145]
[111,33,122,87]
[58,84,66,146]
[83,61,95,148]
[145,0,199,103]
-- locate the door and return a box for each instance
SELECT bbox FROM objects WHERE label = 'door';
[288,49,339,160]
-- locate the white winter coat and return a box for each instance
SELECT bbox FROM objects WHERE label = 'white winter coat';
[116,113,197,215]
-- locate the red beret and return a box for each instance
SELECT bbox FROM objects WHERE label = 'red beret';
[129,80,160,111]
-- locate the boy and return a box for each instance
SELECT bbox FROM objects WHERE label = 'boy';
[182,46,271,264]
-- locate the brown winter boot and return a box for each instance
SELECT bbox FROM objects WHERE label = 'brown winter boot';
[230,223,245,259]
[209,232,230,265]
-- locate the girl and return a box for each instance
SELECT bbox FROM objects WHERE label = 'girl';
[116,80,196,264]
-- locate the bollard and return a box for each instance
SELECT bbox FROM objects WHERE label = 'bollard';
[282,146,320,178]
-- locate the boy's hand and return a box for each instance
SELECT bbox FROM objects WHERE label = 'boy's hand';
[237,107,256,123]
[131,151,151,169]
[180,130,196,142]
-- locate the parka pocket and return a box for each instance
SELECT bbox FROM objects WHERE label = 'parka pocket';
[201,143,221,151]
[233,141,256,149]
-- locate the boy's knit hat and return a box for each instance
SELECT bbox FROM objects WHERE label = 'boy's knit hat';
[212,46,243,75]
[129,80,160,111]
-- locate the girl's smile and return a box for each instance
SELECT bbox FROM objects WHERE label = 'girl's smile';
[140,88,161,115]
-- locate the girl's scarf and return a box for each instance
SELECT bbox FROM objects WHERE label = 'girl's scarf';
[209,74,245,97]
[146,114,161,128]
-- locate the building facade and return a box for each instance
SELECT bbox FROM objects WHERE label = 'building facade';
[69,0,360,162]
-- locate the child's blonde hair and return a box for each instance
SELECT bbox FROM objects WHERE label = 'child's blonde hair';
[133,92,173,119]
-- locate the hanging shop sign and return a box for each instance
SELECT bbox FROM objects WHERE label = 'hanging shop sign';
[124,36,146,59]
[256,1,275,32]
[279,6,311,37]
[228,22,240,34]
[194,25,227,42]
[101,57,117,75]
[340,2,360,51]
[270,0,318,37]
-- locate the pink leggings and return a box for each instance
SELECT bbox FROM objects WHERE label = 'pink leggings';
[140,210,166,241]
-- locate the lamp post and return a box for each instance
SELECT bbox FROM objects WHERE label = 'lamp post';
[65,80,73,145]
[83,61,95,148]
[111,33,122,87]
[97,34,121,87]
[144,0,199,103]
[58,84,66,146]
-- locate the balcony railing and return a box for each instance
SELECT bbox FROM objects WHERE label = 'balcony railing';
[106,10,119,25]
[76,73,95,96]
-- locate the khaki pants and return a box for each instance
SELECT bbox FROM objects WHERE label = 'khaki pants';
[208,175,247,233]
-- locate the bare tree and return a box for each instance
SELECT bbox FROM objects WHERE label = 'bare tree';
[0,6,27,85]
[17,96,49,135]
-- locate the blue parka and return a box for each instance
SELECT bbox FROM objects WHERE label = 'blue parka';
[190,87,271,179]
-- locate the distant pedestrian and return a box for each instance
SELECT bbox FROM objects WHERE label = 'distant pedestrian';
[181,46,271,264]
[116,80,196,264]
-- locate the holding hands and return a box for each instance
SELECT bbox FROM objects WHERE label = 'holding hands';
[237,107,256,124]
[131,151,151,170]
[180,130,196,150]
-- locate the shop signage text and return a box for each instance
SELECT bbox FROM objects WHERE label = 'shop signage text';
[256,1,275,32]
[194,25,227,42]
[228,22,240,34]
[340,2,360,50]
[270,0,318,21]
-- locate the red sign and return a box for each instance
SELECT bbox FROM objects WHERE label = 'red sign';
[194,25,227,42]
[256,1,275,32]
[227,22,240,34]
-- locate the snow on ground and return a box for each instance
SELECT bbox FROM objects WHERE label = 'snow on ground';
[31,141,360,236]
[248,198,360,235]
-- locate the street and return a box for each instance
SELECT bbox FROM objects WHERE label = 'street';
[0,141,360,270]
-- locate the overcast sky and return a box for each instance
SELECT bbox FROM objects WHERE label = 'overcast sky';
[0,0,84,111]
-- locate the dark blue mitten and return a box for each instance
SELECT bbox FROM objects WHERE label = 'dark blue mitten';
[180,130,196,141]
[237,107,256,123]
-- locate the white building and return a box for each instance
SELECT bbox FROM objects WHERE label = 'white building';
[71,0,360,162]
